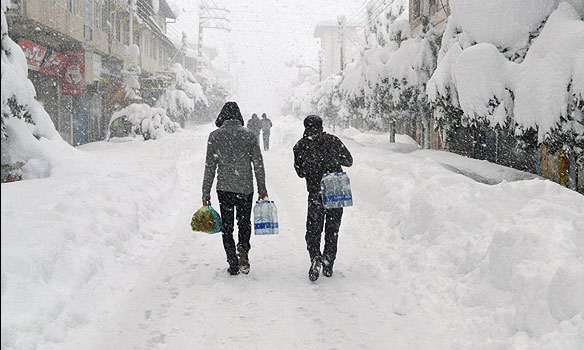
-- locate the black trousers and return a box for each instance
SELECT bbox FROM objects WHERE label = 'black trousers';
[263,132,270,151]
[306,191,343,263]
[217,191,253,266]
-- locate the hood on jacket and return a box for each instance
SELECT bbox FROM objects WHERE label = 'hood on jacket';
[216,102,244,127]
[303,115,323,138]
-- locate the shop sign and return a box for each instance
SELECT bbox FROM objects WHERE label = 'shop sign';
[142,71,176,90]
[18,38,47,70]
[141,78,165,90]
[157,70,177,85]
[40,51,68,76]
[62,49,86,95]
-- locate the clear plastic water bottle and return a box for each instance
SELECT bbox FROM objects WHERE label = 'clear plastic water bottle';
[254,200,279,235]
[331,172,342,208]
[322,172,334,209]
[340,172,353,207]
[268,201,279,234]
[254,201,267,235]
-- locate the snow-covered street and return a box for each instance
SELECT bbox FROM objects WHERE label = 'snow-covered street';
[2,117,583,349]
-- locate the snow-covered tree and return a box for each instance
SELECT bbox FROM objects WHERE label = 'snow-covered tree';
[312,75,343,129]
[340,0,440,145]
[106,103,179,141]
[1,5,74,182]
[155,63,208,127]
[427,0,584,188]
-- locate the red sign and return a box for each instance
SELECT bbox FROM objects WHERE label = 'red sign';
[62,49,85,95]
[18,38,47,70]
[40,51,68,76]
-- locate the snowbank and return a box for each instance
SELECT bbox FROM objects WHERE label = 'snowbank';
[1,125,212,349]
[348,135,584,348]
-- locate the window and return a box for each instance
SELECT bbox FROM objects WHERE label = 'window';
[123,17,129,45]
[94,1,102,29]
[113,13,121,41]
[84,0,93,40]
[67,0,74,13]
[102,6,108,32]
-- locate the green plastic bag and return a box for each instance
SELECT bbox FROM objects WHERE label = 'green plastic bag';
[191,205,223,234]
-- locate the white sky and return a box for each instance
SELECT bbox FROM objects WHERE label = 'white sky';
[167,0,363,118]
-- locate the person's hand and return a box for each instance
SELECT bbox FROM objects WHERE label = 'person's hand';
[202,200,211,206]
[258,192,268,201]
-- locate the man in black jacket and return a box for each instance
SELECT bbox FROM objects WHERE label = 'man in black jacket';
[293,115,353,281]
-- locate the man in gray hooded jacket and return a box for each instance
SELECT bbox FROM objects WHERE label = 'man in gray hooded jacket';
[202,102,268,275]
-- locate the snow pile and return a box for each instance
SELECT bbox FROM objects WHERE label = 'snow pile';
[428,1,584,142]
[107,103,180,141]
[1,5,78,181]
[1,126,209,349]
[347,137,584,348]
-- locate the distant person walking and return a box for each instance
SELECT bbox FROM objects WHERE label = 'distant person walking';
[247,113,261,144]
[202,102,269,275]
[260,113,273,151]
[293,115,353,281]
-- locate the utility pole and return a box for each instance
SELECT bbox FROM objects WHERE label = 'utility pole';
[129,0,135,68]
[421,0,431,149]
[318,48,323,82]
[337,15,346,73]
[181,31,187,67]
[197,1,230,73]
[422,0,430,33]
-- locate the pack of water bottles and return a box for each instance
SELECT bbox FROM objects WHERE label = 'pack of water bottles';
[253,200,279,235]
[320,172,353,209]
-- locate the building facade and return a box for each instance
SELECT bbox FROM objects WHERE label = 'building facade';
[6,0,179,146]
[314,19,359,81]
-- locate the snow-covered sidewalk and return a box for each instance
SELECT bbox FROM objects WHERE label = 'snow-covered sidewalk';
[2,116,583,350]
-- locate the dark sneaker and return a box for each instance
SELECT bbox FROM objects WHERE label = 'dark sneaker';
[322,256,333,278]
[237,246,250,275]
[227,265,240,275]
[308,256,322,282]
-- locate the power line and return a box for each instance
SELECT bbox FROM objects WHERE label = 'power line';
[230,29,313,35]
[349,0,385,27]
[346,0,372,25]
[359,0,397,29]
[356,0,386,27]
